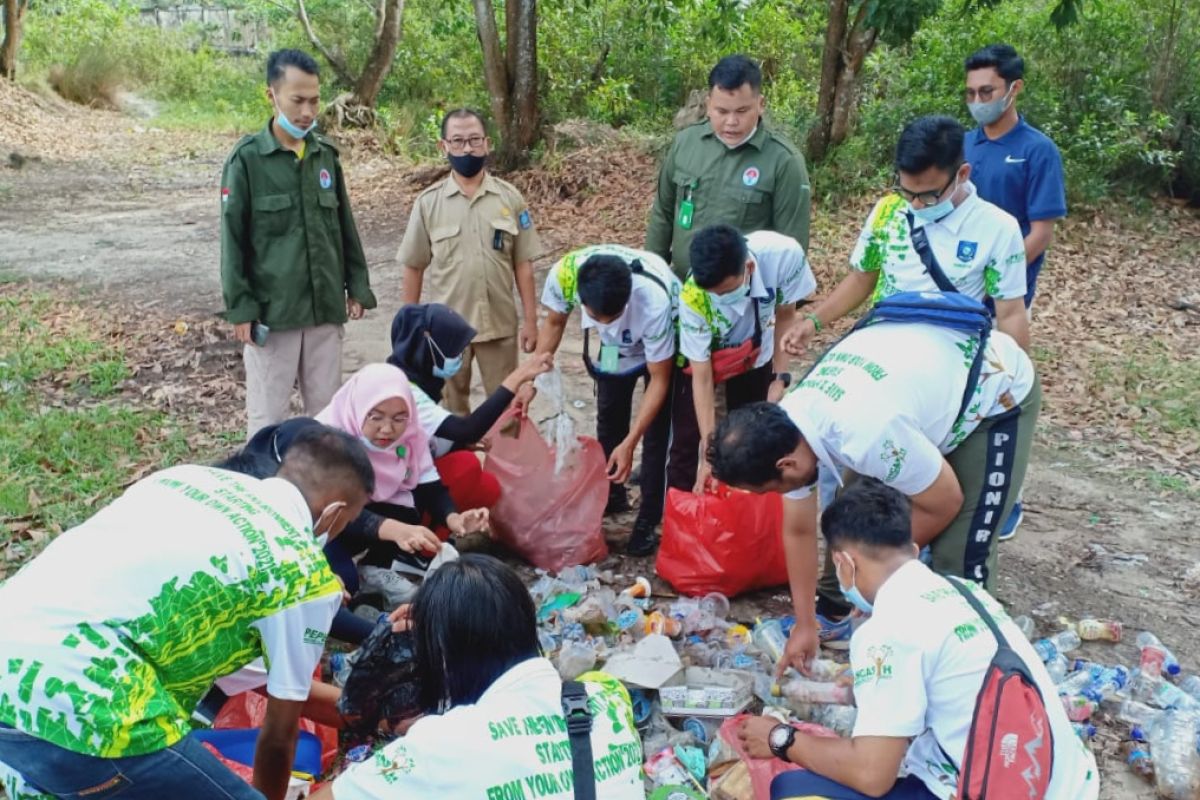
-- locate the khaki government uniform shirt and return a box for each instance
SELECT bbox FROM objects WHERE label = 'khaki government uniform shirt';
[397,173,542,341]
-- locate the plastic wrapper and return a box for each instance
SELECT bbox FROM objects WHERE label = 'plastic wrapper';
[718,714,838,800]
[483,408,608,571]
[656,483,787,597]
[337,620,422,737]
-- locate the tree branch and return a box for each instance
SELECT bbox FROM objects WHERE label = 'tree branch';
[295,0,356,87]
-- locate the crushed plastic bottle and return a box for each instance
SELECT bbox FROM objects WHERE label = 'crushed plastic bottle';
[1131,669,1200,711]
[556,639,598,680]
[1071,722,1097,740]
[1179,675,1200,703]
[1060,693,1098,722]
[752,618,788,666]
[774,677,854,705]
[1137,632,1182,676]
[1012,614,1036,640]
[1123,740,1155,782]
[1045,654,1069,683]
[1057,669,1096,695]
[329,649,359,688]
[1147,710,1200,799]
[1033,629,1081,662]
[807,657,851,682]
[1070,617,1123,642]
[1116,698,1163,730]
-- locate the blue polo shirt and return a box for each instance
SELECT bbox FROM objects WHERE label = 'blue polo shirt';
[964,116,1066,306]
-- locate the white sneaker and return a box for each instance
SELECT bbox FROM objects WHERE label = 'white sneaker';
[359,566,418,609]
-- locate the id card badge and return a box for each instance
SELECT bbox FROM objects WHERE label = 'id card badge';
[677,180,696,230]
[599,344,621,373]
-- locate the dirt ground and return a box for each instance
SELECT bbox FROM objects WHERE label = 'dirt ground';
[2,89,1199,797]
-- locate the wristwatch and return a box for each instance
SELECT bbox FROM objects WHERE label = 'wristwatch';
[768,723,797,762]
[771,371,792,388]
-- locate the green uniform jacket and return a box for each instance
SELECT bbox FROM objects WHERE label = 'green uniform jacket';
[220,120,377,330]
[645,120,811,278]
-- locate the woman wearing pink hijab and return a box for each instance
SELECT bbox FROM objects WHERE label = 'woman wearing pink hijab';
[314,364,488,585]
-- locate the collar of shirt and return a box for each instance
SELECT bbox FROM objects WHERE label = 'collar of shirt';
[700,120,768,151]
[929,180,980,236]
[579,303,628,332]
[747,255,770,301]
[442,171,500,200]
[477,656,558,702]
[255,118,319,157]
[971,114,1031,146]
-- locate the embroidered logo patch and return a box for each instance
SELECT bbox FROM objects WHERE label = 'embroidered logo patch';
[221,187,230,204]
[518,209,532,229]
[956,240,978,262]
[319,168,332,189]
[742,166,760,186]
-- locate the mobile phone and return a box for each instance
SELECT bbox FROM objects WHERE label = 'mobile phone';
[250,321,270,347]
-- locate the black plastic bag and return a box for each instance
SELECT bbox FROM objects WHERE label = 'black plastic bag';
[336,620,422,736]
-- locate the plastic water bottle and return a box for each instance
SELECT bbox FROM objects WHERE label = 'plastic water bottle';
[1083,664,1130,702]
[1116,698,1163,729]
[556,639,597,680]
[1070,617,1123,642]
[808,658,851,682]
[774,677,854,705]
[1138,632,1182,676]
[1133,672,1200,711]
[1058,669,1095,694]
[1147,710,1200,799]
[1123,740,1155,782]
[1061,693,1098,722]
[1179,675,1200,703]
[752,618,788,666]
[1012,615,1036,640]
[1071,722,1097,740]
[1045,654,1070,683]
[1033,629,1081,662]
[329,649,359,688]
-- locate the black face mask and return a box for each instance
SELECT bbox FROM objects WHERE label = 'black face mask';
[448,152,486,178]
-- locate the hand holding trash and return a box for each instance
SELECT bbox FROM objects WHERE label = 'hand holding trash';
[447,507,490,536]
[775,619,819,680]
[380,520,441,555]
[388,604,413,633]
[737,715,782,759]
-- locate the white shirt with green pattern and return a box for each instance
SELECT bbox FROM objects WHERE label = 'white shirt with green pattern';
[0,465,341,758]
[679,229,816,369]
[851,183,1027,304]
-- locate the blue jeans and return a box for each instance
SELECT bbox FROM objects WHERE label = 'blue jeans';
[772,771,937,799]
[0,724,264,800]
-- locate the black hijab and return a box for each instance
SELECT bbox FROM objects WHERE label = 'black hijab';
[387,304,477,403]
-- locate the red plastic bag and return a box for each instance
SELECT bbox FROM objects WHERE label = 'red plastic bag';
[213,689,339,775]
[719,714,838,800]
[482,409,608,572]
[656,482,787,597]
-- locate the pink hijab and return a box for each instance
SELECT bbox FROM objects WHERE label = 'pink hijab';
[315,363,436,505]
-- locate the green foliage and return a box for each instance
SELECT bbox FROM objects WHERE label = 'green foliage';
[0,292,193,553]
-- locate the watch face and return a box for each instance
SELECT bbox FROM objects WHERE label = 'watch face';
[770,724,791,751]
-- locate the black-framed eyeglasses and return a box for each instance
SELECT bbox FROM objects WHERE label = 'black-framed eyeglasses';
[963,83,1008,103]
[892,168,960,206]
[443,135,486,153]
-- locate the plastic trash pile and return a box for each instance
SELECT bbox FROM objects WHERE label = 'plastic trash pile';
[1016,614,1200,800]
[531,567,857,798]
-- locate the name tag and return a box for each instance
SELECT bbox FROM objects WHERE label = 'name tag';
[600,345,620,372]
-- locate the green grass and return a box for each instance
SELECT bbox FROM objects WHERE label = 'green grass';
[1090,343,1200,441]
[0,290,195,565]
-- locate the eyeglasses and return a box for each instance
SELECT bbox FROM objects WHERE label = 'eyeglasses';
[892,169,960,206]
[443,135,486,153]
[963,84,1007,103]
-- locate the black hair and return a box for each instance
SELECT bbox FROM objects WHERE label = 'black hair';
[577,255,634,317]
[411,554,540,712]
[820,477,913,551]
[689,224,749,289]
[266,49,320,85]
[279,425,375,497]
[440,108,488,139]
[212,450,278,480]
[894,115,965,175]
[708,54,762,93]
[964,43,1025,83]
[707,402,802,487]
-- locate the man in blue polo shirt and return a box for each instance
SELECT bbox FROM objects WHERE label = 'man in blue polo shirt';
[964,43,1065,541]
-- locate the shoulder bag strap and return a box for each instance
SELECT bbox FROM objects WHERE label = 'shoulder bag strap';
[905,210,959,295]
[561,680,596,800]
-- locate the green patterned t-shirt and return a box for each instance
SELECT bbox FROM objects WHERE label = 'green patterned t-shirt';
[0,465,342,757]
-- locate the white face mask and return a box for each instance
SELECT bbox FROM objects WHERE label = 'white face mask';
[314,500,347,547]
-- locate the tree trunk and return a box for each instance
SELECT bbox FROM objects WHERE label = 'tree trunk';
[352,0,404,109]
[828,23,876,150]
[472,0,511,136]
[806,0,849,162]
[1,0,29,81]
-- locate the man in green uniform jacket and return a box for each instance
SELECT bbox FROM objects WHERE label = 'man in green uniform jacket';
[645,54,812,280]
[221,49,377,439]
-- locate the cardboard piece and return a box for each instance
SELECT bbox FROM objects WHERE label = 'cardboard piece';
[601,634,684,689]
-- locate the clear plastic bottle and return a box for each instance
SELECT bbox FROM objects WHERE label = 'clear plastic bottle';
[752,618,788,666]
[556,639,597,680]
[1045,654,1070,683]
[808,657,851,682]
[1132,671,1200,711]
[1122,740,1155,782]
[1137,632,1182,676]
[1012,615,1036,640]
[1071,722,1097,740]
[329,649,359,688]
[1070,617,1123,642]
[1083,664,1130,702]
[1178,675,1200,703]
[1147,710,1200,799]
[1116,698,1163,730]
[1033,629,1082,662]
[1060,693,1097,722]
[775,677,854,705]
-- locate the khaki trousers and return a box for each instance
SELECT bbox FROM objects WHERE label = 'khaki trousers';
[244,324,344,440]
[443,335,517,415]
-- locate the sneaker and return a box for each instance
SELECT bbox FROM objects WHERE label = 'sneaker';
[625,519,659,557]
[998,501,1024,542]
[816,613,853,650]
[605,488,631,516]
[358,566,418,609]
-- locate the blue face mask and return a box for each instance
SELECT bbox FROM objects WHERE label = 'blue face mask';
[427,337,464,380]
[836,555,874,614]
[909,178,959,224]
[712,271,752,308]
[276,110,315,140]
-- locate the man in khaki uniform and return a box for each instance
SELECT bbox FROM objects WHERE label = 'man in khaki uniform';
[221,49,376,439]
[646,54,811,279]
[398,109,542,414]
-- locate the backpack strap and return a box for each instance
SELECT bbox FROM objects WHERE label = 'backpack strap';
[905,210,959,295]
[561,680,596,800]
[945,576,1011,651]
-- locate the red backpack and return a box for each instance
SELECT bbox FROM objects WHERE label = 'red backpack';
[946,576,1055,799]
